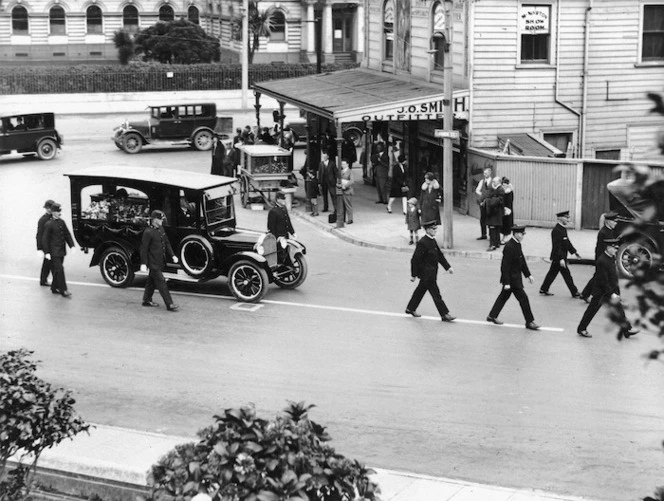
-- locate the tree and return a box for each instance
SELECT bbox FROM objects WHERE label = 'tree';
[232,1,275,64]
[113,30,135,65]
[134,19,220,64]
[0,349,90,501]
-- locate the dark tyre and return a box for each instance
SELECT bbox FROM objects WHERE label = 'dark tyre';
[179,235,215,279]
[122,133,142,154]
[100,246,135,288]
[193,130,213,151]
[344,128,363,147]
[617,239,655,278]
[228,259,269,303]
[273,254,308,289]
[37,139,57,160]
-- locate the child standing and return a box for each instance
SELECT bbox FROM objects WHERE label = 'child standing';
[305,170,320,216]
[406,197,420,244]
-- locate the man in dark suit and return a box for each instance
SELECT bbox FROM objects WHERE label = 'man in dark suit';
[539,210,582,297]
[317,151,338,213]
[577,238,639,339]
[580,211,619,302]
[405,221,456,322]
[267,192,296,240]
[487,225,540,330]
[37,199,54,286]
[42,203,75,298]
[140,210,179,311]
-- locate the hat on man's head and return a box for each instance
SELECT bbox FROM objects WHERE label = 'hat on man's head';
[50,203,62,212]
[422,220,438,229]
[511,225,526,234]
[604,237,621,246]
[275,192,286,200]
[556,210,570,218]
[150,210,166,220]
[604,210,619,221]
[44,199,55,209]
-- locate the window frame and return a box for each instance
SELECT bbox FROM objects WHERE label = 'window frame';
[187,5,199,25]
[518,3,554,66]
[86,5,103,34]
[640,3,664,63]
[49,5,66,35]
[159,5,174,22]
[383,0,394,62]
[269,10,286,42]
[122,5,139,32]
[431,1,446,73]
[12,6,29,35]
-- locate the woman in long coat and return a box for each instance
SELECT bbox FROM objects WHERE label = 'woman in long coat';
[387,154,409,214]
[418,171,441,225]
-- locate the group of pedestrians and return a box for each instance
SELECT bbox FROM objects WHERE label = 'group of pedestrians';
[37,199,74,298]
[475,167,515,250]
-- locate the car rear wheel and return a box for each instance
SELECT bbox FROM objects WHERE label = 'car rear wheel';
[273,254,308,289]
[37,139,57,160]
[100,246,135,288]
[122,133,142,154]
[193,130,213,151]
[344,128,363,147]
[617,239,655,278]
[228,260,269,303]
[179,235,215,279]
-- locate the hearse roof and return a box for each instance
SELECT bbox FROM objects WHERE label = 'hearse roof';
[65,166,237,190]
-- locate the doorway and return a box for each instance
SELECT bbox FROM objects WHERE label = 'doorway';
[332,11,353,53]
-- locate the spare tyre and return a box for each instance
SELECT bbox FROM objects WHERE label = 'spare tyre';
[179,235,215,279]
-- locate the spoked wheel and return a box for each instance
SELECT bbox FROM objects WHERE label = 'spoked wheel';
[37,139,57,160]
[122,132,142,154]
[100,246,135,287]
[228,260,269,303]
[193,130,213,151]
[617,239,655,278]
[273,254,308,289]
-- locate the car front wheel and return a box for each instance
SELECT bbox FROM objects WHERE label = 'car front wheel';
[122,133,142,154]
[37,139,57,160]
[273,254,308,289]
[617,239,655,278]
[228,259,269,303]
[193,130,213,151]
[100,246,135,288]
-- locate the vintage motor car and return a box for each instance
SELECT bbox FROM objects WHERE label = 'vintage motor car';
[0,112,63,160]
[65,166,308,302]
[112,103,232,154]
[608,177,664,278]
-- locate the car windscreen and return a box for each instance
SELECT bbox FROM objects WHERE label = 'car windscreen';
[204,185,236,228]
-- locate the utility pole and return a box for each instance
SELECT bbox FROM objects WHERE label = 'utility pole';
[241,0,249,109]
[441,0,454,249]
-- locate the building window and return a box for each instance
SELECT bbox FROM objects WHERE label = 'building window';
[543,132,572,156]
[123,5,139,32]
[159,5,174,22]
[86,5,103,34]
[49,6,66,35]
[520,4,551,63]
[383,0,394,61]
[642,5,664,62]
[12,6,29,34]
[595,149,621,161]
[270,10,285,41]
[188,5,199,24]
[431,2,445,71]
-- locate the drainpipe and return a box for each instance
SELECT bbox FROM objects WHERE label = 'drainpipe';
[580,0,593,158]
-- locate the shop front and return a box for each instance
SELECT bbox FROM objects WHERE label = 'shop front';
[252,68,470,227]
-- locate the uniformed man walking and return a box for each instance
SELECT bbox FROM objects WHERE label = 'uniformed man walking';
[37,199,54,286]
[579,211,619,302]
[577,238,639,339]
[42,203,75,298]
[539,210,582,298]
[405,221,456,322]
[140,210,179,311]
[487,225,540,330]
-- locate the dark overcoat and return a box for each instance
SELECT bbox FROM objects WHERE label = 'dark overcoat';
[550,223,577,261]
[592,252,620,298]
[42,218,74,258]
[499,238,531,289]
[410,236,450,281]
[140,225,175,270]
[36,212,51,251]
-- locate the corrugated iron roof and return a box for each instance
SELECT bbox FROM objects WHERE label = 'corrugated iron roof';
[498,134,565,158]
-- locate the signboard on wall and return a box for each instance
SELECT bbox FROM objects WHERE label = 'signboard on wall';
[519,5,550,34]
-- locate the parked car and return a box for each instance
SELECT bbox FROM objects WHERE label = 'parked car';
[285,115,366,147]
[65,166,308,302]
[0,112,62,160]
[608,177,664,278]
[112,103,233,154]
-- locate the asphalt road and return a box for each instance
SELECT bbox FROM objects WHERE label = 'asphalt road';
[1,136,663,501]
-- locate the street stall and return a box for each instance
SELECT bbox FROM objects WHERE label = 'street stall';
[237,144,296,209]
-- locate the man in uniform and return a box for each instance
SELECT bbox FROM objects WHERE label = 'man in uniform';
[577,238,639,339]
[405,221,456,322]
[580,211,619,302]
[487,225,540,330]
[539,210,582,297]
[37,199,54,286]
[140,210,179,311]
[42,203,75,298]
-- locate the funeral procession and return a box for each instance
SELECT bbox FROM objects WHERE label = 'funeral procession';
[2,2,664,501]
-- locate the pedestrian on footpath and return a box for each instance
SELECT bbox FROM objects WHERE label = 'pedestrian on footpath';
[475,167,493,240]
[500,177,514,245]
[140,210,179,312]
[580,211,619,302]
[406,197,420,245]
[577,238,639,339]
[42,203,75,298]
[418,172,441,226]
[539,210,582,298]
[371,141,390,205]
[387,154,409,215]
[487,225,541,330]
[482,176,505,251]
[37,199,55,287]
[340,160,354,224]
[405,221,456,322]
[300,161,319,216]
[317,151,337,214]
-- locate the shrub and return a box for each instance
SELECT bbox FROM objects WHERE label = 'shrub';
[0,348,90,501]
[145,401,380,501]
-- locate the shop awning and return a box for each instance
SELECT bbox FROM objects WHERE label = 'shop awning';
[253,68,468,124]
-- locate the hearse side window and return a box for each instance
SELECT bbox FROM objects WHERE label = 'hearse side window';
[80,184,149,224]
[204,191,233,225]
